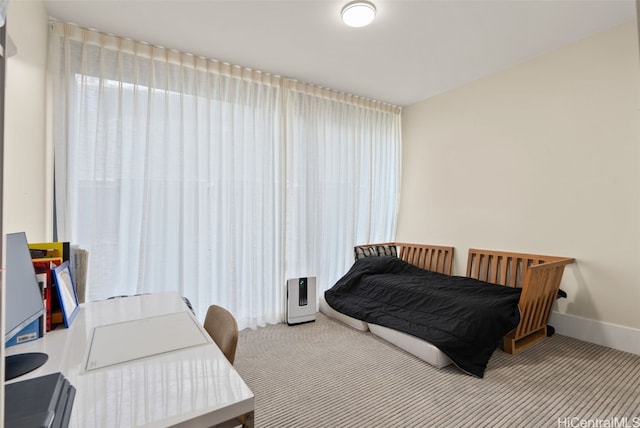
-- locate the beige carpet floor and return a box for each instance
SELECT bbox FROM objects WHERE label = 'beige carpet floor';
[233,313,640,428]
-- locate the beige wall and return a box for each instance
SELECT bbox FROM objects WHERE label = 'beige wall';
[1,0,49,419]
[3,0,50,241]
[398,21,640,331]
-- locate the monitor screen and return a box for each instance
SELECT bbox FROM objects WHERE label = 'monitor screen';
[5,232,46,342]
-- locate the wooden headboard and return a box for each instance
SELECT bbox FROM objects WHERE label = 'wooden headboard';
[466,248,573,288]
[355,242,454,276]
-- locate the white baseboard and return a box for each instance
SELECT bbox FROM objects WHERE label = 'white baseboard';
[548,311,640,356]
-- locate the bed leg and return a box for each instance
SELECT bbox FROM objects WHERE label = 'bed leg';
[504,326,548,354]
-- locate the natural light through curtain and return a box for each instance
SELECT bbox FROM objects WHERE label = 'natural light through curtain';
[285,81,401,293]
[49,21,401,328]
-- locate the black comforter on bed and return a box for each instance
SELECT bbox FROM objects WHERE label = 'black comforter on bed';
[324,256,522,378]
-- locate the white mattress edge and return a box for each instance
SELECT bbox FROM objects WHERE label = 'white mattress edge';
[318,295,452,369]
[368,323,452,369]
[318,295,369,331]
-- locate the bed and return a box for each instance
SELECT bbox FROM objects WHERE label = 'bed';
[319,242,454,332]
[320,242,574,377]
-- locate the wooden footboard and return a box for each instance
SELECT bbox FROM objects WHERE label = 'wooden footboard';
[356,242,454,275]
[466,249,574,354]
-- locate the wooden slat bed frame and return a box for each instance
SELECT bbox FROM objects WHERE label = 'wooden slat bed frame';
[466,248,574,354]
[356,242,573,354]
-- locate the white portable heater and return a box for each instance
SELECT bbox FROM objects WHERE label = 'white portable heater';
[285,277,317,325]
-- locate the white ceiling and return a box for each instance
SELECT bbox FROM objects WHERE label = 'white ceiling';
[43,0,637,107]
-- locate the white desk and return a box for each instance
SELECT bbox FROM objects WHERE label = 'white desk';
[6,292,254,427]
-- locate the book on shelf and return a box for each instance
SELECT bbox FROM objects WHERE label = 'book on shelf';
[32,258,63,332]
[5,259,58,345]
[26,241,90,326]
[70,245,89,304]
[28,241,70,262]
[35,272,48,335]
[5,318,41,348]
[9,240,88,340]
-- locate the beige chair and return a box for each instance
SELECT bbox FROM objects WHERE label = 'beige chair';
[203,305,252,428]
[203,304,239,365]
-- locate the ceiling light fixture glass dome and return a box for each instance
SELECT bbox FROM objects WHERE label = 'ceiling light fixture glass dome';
[341,1,376,28]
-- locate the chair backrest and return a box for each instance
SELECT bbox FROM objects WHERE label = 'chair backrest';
[203,305,239,365]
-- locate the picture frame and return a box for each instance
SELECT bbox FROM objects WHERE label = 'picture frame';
[53,261,80,328]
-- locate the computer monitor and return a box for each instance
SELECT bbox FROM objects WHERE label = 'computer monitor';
[4,232,48,381]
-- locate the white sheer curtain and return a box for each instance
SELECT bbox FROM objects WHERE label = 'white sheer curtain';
[49,21,401,328]
[284,82,401,292]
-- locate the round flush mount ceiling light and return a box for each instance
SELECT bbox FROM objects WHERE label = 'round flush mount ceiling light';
[341,1,376,28]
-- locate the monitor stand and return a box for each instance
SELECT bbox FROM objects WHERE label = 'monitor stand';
[5,352,49,381]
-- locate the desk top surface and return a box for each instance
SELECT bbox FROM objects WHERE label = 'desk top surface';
[6,292,254,427]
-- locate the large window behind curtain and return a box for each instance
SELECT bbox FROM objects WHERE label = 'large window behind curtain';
[285,83,401,293]
[49,22,401,328]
